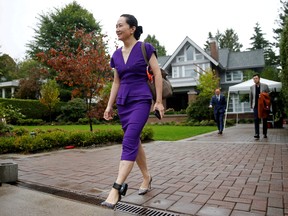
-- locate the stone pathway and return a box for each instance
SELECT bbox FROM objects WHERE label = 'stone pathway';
[1,124,287,215]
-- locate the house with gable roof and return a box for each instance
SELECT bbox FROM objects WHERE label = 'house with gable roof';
[159,36,265,113]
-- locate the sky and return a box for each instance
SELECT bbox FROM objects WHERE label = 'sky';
[0,0,283,61]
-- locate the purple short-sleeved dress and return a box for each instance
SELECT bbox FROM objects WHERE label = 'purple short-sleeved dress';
[110,42,155,161]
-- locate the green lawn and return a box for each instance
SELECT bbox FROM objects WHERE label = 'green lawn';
[13,124,217,141]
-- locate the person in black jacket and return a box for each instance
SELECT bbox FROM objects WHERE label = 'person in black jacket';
[209,88,226,134]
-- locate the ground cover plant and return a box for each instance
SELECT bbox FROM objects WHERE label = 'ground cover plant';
[0,124,217,154]
[12,124,217,141]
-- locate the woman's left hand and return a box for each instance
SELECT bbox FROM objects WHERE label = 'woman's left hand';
[153,102,165,119]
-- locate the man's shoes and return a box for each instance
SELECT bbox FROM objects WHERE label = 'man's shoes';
[254,135,260,139]
[264,135,267,138]
[219,131,222,134]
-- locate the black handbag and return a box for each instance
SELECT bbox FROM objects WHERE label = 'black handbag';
[141,42,173,101]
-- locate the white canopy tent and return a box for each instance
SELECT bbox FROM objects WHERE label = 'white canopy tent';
[224,78,282,128]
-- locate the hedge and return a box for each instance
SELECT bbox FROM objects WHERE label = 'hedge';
[0,127,154,154]
[0,98,64,121]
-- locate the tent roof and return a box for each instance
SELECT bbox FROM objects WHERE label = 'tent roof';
[228,78,282,93]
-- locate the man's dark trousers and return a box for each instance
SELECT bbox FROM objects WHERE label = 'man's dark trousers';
[215,110,224,132]
[253,107,268,135]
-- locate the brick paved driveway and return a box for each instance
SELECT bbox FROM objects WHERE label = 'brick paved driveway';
[1,124,288,216]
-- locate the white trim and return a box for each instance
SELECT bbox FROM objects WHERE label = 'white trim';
[163,36,219,69]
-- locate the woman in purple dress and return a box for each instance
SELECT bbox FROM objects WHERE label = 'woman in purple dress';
[101,14,164,209]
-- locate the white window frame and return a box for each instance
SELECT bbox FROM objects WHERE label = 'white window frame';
[228,94,251,113]
[176,56,185,63]
[225,71,243,82]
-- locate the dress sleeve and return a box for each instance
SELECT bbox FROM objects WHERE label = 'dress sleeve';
[110,57,115,68]
[110,48,122,68]
[144,42,157,61]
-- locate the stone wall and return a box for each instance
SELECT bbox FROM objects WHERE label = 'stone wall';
[147,113,254,124]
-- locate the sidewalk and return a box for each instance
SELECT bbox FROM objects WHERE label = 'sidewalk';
[0,183,129,216]
[1,124,288,216]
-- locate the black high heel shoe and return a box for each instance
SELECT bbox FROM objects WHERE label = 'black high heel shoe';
[138,176,152,195]
[101,182,128,209]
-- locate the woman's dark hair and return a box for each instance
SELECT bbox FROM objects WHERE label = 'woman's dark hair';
[120,14,143,40]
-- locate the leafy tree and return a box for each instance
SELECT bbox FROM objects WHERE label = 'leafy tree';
[261,66,281,81]
[186,69,219,121]
[144,34,167,56]
[186,96,214,122]
[37,29,112,131]
[203,29,242,51]
[14,61,47,99]
[280,17,288,114]
[249,22,270,49]
[203,31,221,51]
[15,77,41,99]
[197,69,220,98]
[249,22,278,66]
[271,0,288,67]
[40,79,60,123]
[58,98,86,122]
[273,0,288,48]
[0,104,25,125]
[26,1,101,58]
[0,54,17,81]
[219,29,243,51]
[242,69,256,81]
[17,59,43,79]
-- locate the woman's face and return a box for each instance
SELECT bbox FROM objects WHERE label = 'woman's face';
[116,16,135,41]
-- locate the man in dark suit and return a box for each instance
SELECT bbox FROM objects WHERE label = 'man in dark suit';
[209,88,227,134]
[250,74,270,139]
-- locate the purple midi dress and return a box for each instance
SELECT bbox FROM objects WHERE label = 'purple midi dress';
[110,42,155,161]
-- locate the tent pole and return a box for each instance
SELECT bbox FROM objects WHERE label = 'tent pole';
[224,90,230,130]
[236,91,239,125]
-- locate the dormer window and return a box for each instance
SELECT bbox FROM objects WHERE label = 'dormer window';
[195,49,204,60]
[185,45,204,61]
[176,56,185,62]
[186,46,194,61]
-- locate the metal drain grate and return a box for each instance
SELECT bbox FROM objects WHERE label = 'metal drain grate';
[116,202,180,216]
[16,181,180,216]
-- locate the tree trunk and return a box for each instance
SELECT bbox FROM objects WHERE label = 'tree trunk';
[89,117,93,132]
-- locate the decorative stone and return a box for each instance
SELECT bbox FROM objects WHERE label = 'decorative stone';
[0,162,18,183]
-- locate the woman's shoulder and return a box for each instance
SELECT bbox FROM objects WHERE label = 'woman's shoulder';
[143,42,155,50]
[113,47,122,54]
[141,41,156,58]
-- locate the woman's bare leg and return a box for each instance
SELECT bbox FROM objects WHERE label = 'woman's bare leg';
[104,160,134,204]
[136,143,151,188]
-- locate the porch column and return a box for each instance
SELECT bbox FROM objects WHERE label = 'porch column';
[187,90,197,104]
[2,88,5,98]
[11,87,15,98]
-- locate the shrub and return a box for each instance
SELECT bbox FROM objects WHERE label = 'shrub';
[141,127,153,141]
[0,126,154,154]
[0,104,25,124]
[0,98,64,122]
[57,98,86,122]
[0,122,14,136]
[13,135,34,153]
[13,127,29,136]
[186,97,214,121]
[0,137,15,153]
[17,119,44,126]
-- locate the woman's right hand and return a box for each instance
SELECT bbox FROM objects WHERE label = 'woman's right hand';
[103,106,113,121]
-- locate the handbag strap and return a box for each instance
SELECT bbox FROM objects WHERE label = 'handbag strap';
[141,42,149,66]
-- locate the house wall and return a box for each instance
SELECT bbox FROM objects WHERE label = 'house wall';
[161,37,265,114]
